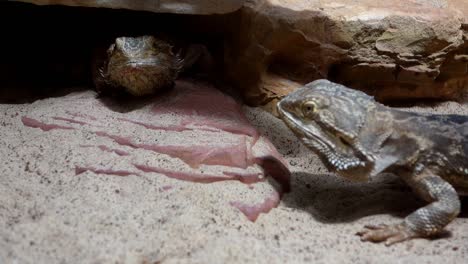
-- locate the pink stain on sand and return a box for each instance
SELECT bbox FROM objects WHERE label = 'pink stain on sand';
[20,80,291,222]
[65,111,97,121]
[134,164,265,184]
[118,118,191,132]
[96,131,250,169]
[135,164,237,183]
[230,191,281,222]
[161,185,173,191]
[75,166,139,177]
[21,116,74,131]
[151,82,259,139]
[52,116,88,126]
[119,118,220,133]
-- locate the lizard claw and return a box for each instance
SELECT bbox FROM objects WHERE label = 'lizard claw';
[356,223,417,246]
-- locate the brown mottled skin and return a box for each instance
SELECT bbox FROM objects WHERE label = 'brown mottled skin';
[93,35,200,97]
[277,79,468,246]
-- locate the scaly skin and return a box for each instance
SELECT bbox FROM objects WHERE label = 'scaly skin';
[277,79,468,246]
[92,35,185,97]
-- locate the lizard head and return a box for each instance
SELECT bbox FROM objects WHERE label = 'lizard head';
[277,79,376,181]
[101,35,183,96]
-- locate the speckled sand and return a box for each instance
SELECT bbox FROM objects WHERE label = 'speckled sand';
[0,84,467,264]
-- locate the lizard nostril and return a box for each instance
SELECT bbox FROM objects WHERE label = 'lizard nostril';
[339,136,351,147]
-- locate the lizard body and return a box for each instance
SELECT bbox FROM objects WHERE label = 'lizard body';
[277,79,468,245]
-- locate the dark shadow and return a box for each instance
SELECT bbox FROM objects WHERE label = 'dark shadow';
[283,171,468,224]
[0,85,90,104]
[283,172,423,223]
[0,1,231,106]
[96,89,167,114]
[460,196,468,218]
[96,77,223,114]
[426,230,453,241]
[379,97,468,108]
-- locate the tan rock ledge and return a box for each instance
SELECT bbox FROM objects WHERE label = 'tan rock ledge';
[9,0,245,14]
[224,0,468,105]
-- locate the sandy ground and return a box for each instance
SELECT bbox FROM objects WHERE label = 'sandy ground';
[0,83,467,264]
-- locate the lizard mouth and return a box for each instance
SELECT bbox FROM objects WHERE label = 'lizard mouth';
[123,59,162,68]
[110,59,162,72]
[277,102,367,172]
[105,60,175,96]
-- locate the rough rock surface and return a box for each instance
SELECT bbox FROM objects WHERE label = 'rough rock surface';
[7,0,468,106]
[10,0,245,14]
[224,0,468,105]
[1,81,467,263]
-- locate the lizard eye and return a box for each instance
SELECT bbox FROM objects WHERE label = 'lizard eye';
[302,101,317,116]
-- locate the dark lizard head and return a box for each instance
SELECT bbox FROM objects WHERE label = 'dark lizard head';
[98,35,183,96]
[277,79,377,181]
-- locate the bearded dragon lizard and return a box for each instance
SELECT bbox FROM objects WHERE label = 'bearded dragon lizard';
[277,79,468,246]
[92,35,202,97]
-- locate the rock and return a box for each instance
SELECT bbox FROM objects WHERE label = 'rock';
[252,73,303,116]
[10,0,245,14]
[224,0,468,105]
[6,0,468,104]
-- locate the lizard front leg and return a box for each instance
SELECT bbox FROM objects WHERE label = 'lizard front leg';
[357,172,460,246]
